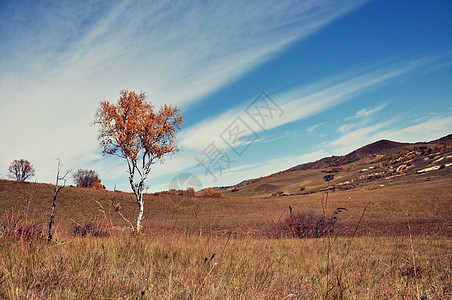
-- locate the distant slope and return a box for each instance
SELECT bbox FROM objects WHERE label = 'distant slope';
[285,156,340,172]
[329,139,410,167]
[223,134,452,197]
[286,139,410,173]
[431,133,452,144]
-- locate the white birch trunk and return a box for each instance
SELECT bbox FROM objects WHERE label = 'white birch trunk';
[136,191,144,231]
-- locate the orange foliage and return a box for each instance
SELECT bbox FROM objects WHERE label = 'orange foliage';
[94,90,183,162]
[202,188,224,198]
[91,181,105,190]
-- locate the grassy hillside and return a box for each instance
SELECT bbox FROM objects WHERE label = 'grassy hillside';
[223,141,452,198]
[1,172,451,298]
[1,136,451,299]
[1,176,451,237]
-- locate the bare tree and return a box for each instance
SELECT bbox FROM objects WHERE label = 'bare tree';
[8,159,35,181]
[48,160,71,242]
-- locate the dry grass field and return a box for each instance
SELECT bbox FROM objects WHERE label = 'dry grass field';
[1,234,451,299]
[0,175,451,299]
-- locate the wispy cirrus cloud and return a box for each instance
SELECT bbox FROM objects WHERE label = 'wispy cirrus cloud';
[173,114,452,192]
[149,148,329,192]
[179,57,432,154]
[1,0,369,107]
[339,103,387,133]
[329,115,452,155]
[150,57,439,190]
[306,122,326,134]
[344,104,387,122]
[0,0,367,187]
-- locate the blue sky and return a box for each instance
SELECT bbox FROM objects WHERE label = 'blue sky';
[1,0,451,192]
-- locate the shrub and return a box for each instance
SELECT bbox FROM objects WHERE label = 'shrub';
[271,190,285,197]
[186,187,195,196]
[91,181,106,190]
[267,211,342,239]
[73,169,102,188]
[72,220,112,238]
[0,214,43,241]
[323,174,334,182]
[165,189,179,195]
[164,189,193,196]
[202,188,224,198]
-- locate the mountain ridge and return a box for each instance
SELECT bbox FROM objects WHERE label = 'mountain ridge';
[285,135,450,172]
[220,134,452,196]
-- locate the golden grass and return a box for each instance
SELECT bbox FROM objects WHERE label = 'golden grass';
[0,233,450,299]
[0,178,451,298]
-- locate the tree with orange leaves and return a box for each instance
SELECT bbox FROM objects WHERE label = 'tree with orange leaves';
[94,90,183,233]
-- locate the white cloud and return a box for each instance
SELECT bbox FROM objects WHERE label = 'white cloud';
[329,115,452,155]
[376,116,452,143]
[329,120,394,154]
[337,123,356,134]
[340,103,387,133]
[306,122,326,134]
[0,0,367,187]
[170,113,452,192]
[258,59,425,132]
[179,58,429,155]
[265,150,329,171]
[180,149,328,191]
[352,103,387,120]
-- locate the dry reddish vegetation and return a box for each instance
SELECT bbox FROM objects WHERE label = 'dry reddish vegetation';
[266,210,342,239]
[0,177,451,298]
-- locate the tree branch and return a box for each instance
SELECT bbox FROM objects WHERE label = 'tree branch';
[111,188,135,232]
[48,160,71,242]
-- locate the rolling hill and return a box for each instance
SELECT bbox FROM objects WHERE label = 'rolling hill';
[0,134,451,239]
[220,134,452,197]
[1,135,451,300]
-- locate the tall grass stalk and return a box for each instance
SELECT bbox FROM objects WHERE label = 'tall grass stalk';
[406,211,421,299]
